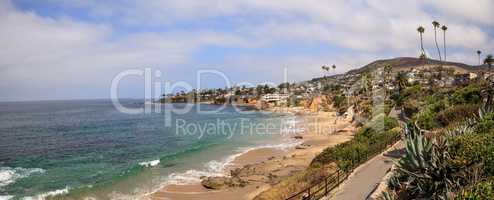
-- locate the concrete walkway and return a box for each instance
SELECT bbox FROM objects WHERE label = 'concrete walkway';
[326,142,404,200]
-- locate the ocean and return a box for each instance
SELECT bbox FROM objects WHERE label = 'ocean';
[0,100,300,199]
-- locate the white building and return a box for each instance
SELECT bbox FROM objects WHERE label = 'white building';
[261,93,290,103]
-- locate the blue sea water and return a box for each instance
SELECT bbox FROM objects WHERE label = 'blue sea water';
[0,100,295,199]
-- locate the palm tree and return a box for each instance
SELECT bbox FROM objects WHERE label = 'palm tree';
[441,25,448,61]
[417,26,426,58]
[321,65,329,72]
[477,50,482,65]
[432,21,442,61]
[332,64,336,71]
[322,65,330,84]
[485,54,493,72]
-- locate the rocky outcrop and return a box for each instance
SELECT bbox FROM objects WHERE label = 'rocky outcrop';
[295,143,311,149]
[293,135,303,139]
[201,176,248,189]
[201,157,309,190]
[201,176,228,189]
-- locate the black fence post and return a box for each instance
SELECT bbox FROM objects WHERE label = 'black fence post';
[325,177,328,195]
[337,170,340,185]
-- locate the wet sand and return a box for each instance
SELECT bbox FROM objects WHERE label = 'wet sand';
[147,111,356,200]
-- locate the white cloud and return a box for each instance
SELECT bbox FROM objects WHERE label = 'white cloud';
[0,1,251,100]
[32,0,494,53]
[1,0,494,100]
[425,0,494,25]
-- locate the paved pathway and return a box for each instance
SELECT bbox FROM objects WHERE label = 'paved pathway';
[327,142,403,200]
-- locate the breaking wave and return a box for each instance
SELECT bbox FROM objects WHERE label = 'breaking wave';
[0,167,45,188]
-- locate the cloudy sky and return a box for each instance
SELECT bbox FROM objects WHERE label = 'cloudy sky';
[1,0,493,101]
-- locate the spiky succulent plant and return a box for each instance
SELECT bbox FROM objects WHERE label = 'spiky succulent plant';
[445,123,475,137]
[381,191,394,200]
[393,123,466,199]
[479,101,494,120]
[446,101,493,137]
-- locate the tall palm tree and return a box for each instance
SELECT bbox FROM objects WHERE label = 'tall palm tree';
[477,50,482,65]
[432,21,442,61]
[485,54,493,72]
[441,25,448,61]
[322,65,330,84]
[417,26,425,58]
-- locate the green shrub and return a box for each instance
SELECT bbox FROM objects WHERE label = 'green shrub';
[450,131,494,176]
[456,179,494,200]
[424,95,447,113]
[403,85,423,99]
[384,117,399,131]
[412,96,448,130]
[415,108,439,130]
[403,99,420,118]
[436,104,479,127]
[311,126,400,171]
[475,112,494,133]
[333,95,348,114]
[366,115,399,132]
[391,92,405,106]
[451,85,482,105]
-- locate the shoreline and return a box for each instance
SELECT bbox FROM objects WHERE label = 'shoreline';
[44,105,297,200]
[147,111,356,200]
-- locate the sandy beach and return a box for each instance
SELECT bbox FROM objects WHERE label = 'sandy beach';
[147,111,356,200]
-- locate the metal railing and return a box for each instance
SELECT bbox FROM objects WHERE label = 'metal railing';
[285,134,401,200]
[285,169,348,200]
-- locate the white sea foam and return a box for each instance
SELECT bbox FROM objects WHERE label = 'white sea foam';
[164,153,238,185]
[21,186,71,200]
[251,140,303,151]
[143,116,305,197]
[0,195,13,200]
[139,159,160,167]
[165,169,224,185]
[0,167,45,188]
[161,139,302,187]
[0,167,71,200]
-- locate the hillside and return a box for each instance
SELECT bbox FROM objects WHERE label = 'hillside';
[346,57,487,74]
[311,57,488,83]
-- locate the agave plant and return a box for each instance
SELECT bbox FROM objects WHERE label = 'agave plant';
[393,123,467,199]
[443,102,492,138]
[479,101,494,120]
[445,123,475,137]
[381,191,394,200]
